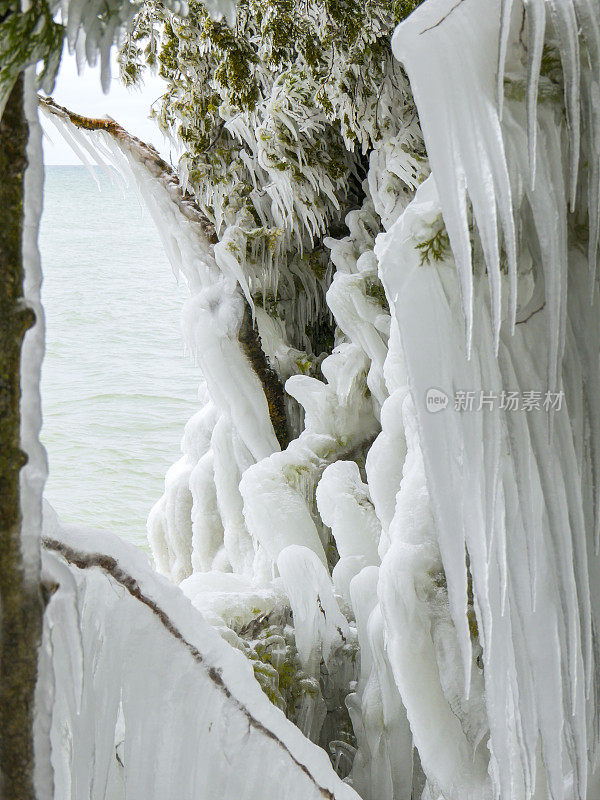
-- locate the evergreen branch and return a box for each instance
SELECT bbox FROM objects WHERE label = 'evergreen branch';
[0,0,64,117]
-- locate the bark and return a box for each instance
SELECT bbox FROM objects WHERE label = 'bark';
[0,74,43,800]
[239,303,289,449]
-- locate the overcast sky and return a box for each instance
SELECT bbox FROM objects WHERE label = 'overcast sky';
[42,47,174,165]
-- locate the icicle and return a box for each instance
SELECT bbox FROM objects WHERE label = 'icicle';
[347,568,414,800]
[376,144,600,798]
[278,545,349,673]
[581,64,600,289]
[498,0,516,119]
[392,0,518,350]
[377,390,491,800]
[523,0,545,186]
[546,0,580,208]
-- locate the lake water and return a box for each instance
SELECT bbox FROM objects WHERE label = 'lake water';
[39,166,202,549]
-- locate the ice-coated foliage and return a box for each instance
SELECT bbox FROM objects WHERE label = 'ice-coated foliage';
[22,0,600,798]
[0,0,227,119]
[118,0,424,350]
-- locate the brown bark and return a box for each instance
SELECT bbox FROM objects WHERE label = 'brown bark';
[0,74,43,800]
[239,304,289,448]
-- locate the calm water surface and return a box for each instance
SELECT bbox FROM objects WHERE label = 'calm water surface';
[40,166,201,549]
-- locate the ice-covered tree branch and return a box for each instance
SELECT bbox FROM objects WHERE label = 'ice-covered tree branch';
[39,95,289,449]
[37,512,359,800]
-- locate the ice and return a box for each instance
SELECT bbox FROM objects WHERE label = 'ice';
[30,3,600,797]
[392,0,600,381]
[375,177,474,689]
[546,0,580,206]
[521,0,546,182]
[189,450,224,571]
[180,570,286,629]
[367,127,428,231]
[346,566,414,800]
[364,389,408,558]
[211,416,257,574]
[21,0,228,106]
[37,506,359,800]
[326,265,390,410]
[316,460,380,593]
[278,545,349,673]
[392,0,518,351]
[20,69,47,583]
[182,283,280,462]
[375,165,599,797]
[372,14,600,789]
[377,388,490,800]
[34,108,378,790]
[148,455,194,582]
[316,460,380,563]
[239,342,379,573]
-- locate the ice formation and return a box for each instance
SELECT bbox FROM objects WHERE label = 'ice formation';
[21,66,46,598]
[37,505,358,800]
[20,0,600,798]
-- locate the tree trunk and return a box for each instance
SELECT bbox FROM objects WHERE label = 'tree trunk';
[0,72,43,800]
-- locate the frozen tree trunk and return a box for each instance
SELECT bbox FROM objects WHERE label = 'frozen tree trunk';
[0,73,43,800]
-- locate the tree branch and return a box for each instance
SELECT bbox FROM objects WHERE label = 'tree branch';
[43,536,333,799]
